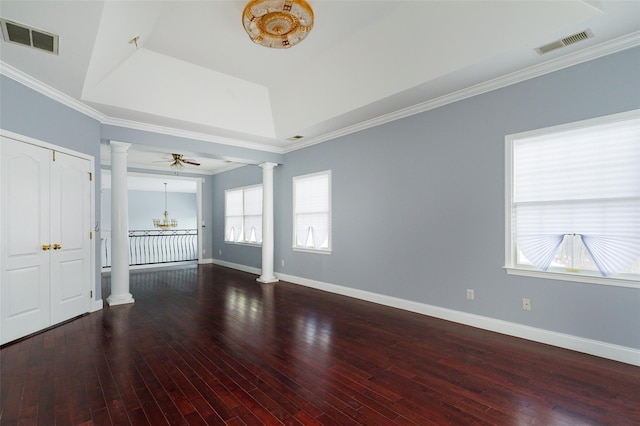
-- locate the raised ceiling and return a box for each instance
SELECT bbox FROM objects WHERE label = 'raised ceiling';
[1,1,639,154]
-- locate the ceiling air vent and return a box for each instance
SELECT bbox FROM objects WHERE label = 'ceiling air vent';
[1,18,59,55]
[535,29,593,55]
[287,135,305,141]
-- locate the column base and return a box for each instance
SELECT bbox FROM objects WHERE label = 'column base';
[106,293,135,306]
[257,275,279,284]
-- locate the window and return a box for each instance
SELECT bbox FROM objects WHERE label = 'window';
[293,171,331,253]
[505,110,640,286]
[225,185,262,245]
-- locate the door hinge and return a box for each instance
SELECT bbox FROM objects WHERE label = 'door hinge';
[90,290,93,298]
[90,231,93,240]
[89,172,93,181]
[52,150,56,161]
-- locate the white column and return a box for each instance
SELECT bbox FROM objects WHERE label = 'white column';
[257,162,279,283]
[196,178,205,264]
[106,141,134,306]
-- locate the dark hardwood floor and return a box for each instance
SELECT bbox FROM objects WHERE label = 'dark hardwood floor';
[1,264,638,425]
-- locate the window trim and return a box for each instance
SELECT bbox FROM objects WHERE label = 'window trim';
[292,170,332,254]
[224,183,262,247]
[504,110,640,288]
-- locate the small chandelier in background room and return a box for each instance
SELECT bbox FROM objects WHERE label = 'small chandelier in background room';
[153,183,178,229]
[242,0,314,49]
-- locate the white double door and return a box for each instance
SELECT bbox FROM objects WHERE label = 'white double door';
[1,136,92,345]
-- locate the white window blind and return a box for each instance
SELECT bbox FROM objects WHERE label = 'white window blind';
[225,189,243,242]
[224,185,262,244]
[294,171,331,252]
[243,185,263,244]
[510,113,640,277]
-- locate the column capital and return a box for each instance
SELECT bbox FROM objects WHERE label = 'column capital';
[259,162,278,170]
[109,141,131,153]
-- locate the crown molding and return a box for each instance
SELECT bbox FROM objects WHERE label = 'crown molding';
[284,31,640,153]
[101,116,285,155]
[3,30,639,157]
[0,61,105,121]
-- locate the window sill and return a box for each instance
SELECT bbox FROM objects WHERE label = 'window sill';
[504,266,640,289]
[293,247,332,255]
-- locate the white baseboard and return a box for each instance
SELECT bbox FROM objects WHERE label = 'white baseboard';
[199,258,214,264]
[91,299,103,312]
[211,259,261,275]
[118,260,636,366]
[271,271,640,366]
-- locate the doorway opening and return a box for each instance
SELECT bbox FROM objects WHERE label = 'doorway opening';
[100,171,202,269]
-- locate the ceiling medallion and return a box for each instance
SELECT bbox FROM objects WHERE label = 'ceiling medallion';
[243,0,314,49]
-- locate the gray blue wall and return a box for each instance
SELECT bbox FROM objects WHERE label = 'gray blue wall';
[101,189,197,230]
[214,47,640,349]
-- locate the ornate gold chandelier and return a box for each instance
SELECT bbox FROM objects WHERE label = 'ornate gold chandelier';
[153,183,178,229]
[242,0,314,49]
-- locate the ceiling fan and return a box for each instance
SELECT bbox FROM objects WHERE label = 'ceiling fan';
[156,153,201,169]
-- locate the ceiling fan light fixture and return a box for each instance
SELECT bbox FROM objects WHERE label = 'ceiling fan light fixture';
[167,153,200,170]
[170,160,184,170]
[242,0,313,49]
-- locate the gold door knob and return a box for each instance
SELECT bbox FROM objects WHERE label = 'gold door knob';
[42,244,51,251]
[53,244,62,250]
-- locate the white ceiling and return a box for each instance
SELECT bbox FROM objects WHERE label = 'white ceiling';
[1,1,639,169]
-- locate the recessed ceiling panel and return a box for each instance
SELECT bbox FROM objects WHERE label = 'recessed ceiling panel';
[83,48,276,138]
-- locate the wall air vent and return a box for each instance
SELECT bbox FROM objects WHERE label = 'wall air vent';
[0,18,59,55]
[535,29,593,55]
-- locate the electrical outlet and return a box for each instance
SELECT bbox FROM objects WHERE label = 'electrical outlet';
[281,259,285,267]
[203,249,206,255]
[522,298,532,310]
[466,289,474,300]
[218,249,222,256]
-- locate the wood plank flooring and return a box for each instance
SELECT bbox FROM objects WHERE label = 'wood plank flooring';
[1,264,639,425]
